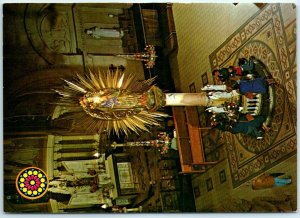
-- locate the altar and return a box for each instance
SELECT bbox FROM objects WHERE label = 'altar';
[106,154,138,206]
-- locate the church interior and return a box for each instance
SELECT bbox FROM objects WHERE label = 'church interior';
[3,3,297,213]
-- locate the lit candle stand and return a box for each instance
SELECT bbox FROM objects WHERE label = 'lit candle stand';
[116,45,157,68]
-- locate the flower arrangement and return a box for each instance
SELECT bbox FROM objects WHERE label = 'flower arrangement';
[143,45,157,69]
[154,132,171,154]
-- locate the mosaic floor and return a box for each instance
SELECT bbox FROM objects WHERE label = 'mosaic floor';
[209,4,296,188]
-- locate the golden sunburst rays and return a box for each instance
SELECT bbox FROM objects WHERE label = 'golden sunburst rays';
[58,69,152,96]
[55,69,166,136]
[130,76,157,93]
[70,69,138,92]
[71,109,167,136]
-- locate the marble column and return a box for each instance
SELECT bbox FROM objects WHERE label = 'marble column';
[165,93,209,106]
[54,142,98,152]
[54,134,99,144]
[59,151,95,159]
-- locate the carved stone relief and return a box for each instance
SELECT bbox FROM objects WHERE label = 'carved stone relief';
[25,4,77,64]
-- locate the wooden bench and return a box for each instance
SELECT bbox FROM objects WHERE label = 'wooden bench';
[172,106,217,174]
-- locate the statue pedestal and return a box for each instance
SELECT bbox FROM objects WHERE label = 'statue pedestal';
[165,93,209,106]
[123,206,143,213]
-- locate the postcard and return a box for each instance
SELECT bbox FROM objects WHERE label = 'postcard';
[3,2,296,213]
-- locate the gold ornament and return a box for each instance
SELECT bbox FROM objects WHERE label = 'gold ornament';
[55,69,167,136]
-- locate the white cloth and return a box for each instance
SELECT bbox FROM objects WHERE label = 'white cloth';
[208,91,232,100]
[201,84,226,91]
[205,106,226,113]
[170,138,178,150]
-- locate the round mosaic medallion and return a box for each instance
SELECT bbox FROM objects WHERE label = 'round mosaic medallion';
[16,167,48,200]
